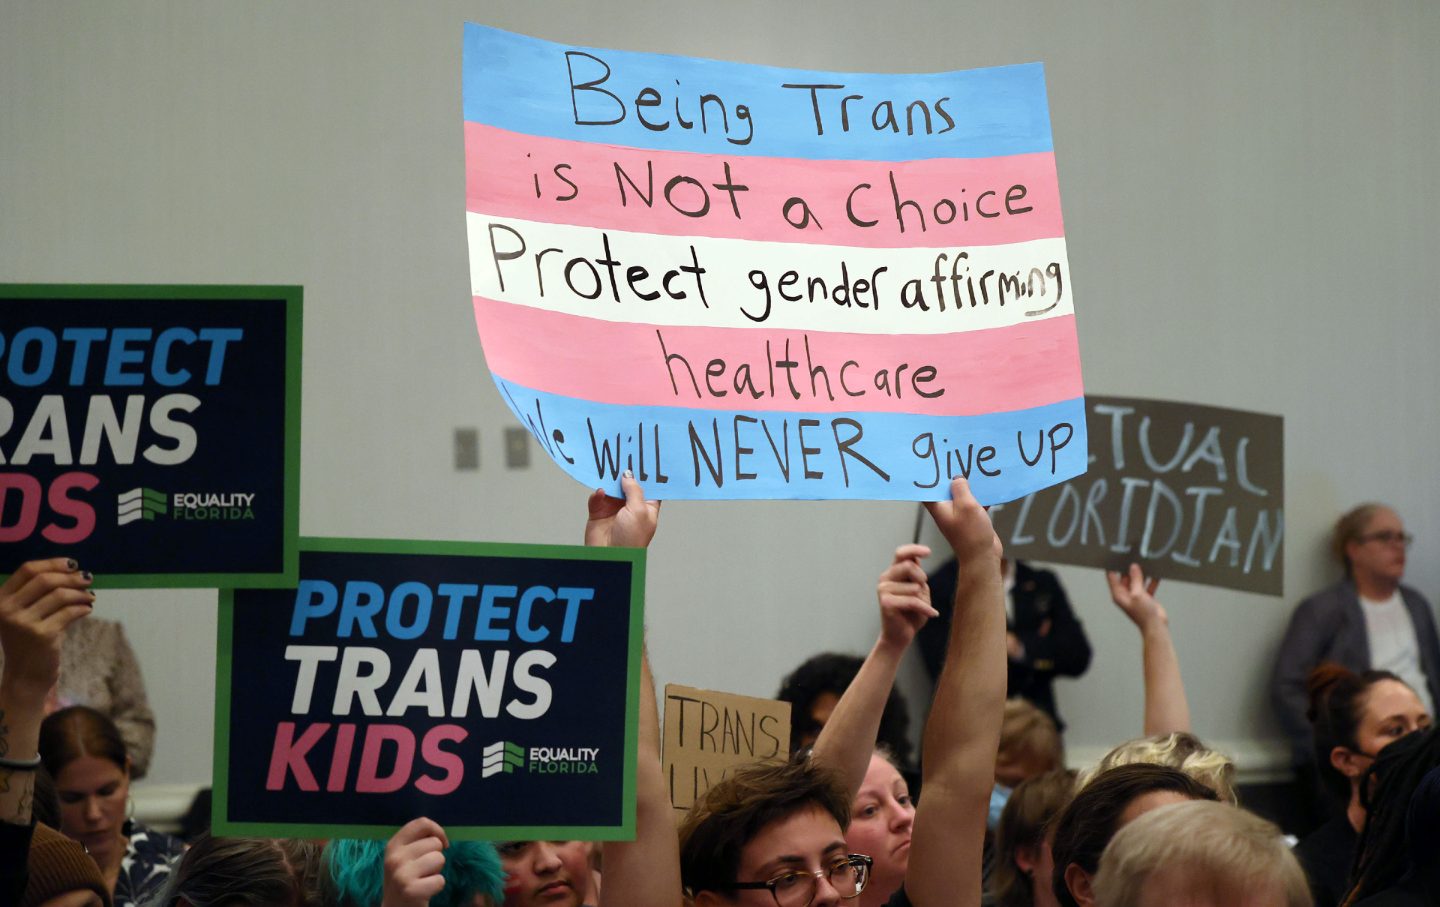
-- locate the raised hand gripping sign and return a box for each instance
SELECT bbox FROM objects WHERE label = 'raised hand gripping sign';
[463,25,1087,503]
[214,539,644,840]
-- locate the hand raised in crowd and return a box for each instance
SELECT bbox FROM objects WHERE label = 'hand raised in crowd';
[1106,563,1167,630]
[584,472,661,549]
[876,543,938,651]
[0,558,95,699]
[381,817,449,907]
[923,477,1002,566]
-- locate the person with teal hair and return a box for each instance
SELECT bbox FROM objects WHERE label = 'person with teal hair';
[327,817,505,907]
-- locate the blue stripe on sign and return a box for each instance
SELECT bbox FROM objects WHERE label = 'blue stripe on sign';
[463,24,1054,161]
[491,375,1087,503]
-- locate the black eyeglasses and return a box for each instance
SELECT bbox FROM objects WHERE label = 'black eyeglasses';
[716,855,872,907]
[1359,530,1414,548]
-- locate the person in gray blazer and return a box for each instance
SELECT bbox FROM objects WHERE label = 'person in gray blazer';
[1272,504,1440,771]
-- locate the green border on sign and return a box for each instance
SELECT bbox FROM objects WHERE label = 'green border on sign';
[212,536,645,841]
[0,283,302,589]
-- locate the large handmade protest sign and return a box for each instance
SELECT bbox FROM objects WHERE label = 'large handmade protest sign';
[662,684,790,818]
[463,25,1086,503]
[987,396,1284,594]
[214,539,644,840]
[0,285,301,587]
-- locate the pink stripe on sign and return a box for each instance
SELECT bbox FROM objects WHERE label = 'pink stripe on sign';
[465,122,1064,249]
[473,296,1082,417]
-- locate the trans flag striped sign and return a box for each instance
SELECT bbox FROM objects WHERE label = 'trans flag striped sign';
[463,24,1087,502]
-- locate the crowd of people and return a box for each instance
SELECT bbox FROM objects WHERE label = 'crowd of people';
[1,483,1437,907]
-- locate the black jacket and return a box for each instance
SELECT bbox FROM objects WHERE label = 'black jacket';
[917,559,1091,728]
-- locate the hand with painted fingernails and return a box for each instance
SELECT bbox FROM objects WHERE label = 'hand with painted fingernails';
[0,558,95,702]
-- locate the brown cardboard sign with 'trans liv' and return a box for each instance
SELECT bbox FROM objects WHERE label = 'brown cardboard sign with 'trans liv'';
[986,396,1284,595]
[662,684,790,817]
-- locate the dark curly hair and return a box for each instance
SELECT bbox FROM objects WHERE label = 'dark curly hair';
[776,652,913,769]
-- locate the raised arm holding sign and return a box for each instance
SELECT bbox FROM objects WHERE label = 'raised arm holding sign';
[587,474,683,907]
[809,545,936,905]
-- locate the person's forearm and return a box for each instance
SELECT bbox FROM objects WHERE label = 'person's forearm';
[924,564,1006,779]
[908,556,1005,907]
[601,650,681,907]
[810,636,906,799]
[0,681,47,826]
[1140,621,1191,736]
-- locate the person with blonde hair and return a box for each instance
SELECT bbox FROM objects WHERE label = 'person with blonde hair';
[1093,800,1312,907]
[1077,732,1237,805]
[996,700,1064,790]
[1082,566,1238,804]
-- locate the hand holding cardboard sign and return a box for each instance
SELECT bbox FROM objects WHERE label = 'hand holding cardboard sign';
[381,817,450,907]
[877,544,937,653]
[585,473,661,549]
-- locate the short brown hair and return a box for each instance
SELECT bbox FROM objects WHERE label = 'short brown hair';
[679,759,850,894]
[998,699,1064,775]
[990,769,1076,907]
[154,835,325,907]
[1095,801,1311,907]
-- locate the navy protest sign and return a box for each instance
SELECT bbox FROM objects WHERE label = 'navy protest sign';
[214,539,645,840]
[0,285,301,587]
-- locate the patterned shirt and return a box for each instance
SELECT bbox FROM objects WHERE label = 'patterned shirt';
[116,820,186,907]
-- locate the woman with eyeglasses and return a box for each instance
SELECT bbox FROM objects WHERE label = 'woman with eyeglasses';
[1291,664,1429,907]
[38,705,185,907]
[1272,504,1440,821]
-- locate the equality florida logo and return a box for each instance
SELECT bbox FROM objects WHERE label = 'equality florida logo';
[482,741,600,778]
[116,487,258,526]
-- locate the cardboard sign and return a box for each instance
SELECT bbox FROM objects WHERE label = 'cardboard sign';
[214,539,645,840]
[988,396,1284,594]
[462,25,1087,504]
[662,684,790,816]
[0,284,301,587]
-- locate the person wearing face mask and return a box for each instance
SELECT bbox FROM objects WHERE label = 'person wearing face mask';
[496,840,595,907]
[38,706,185,907]
[1293,665,1431,907]
[1272,504,1440,815]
